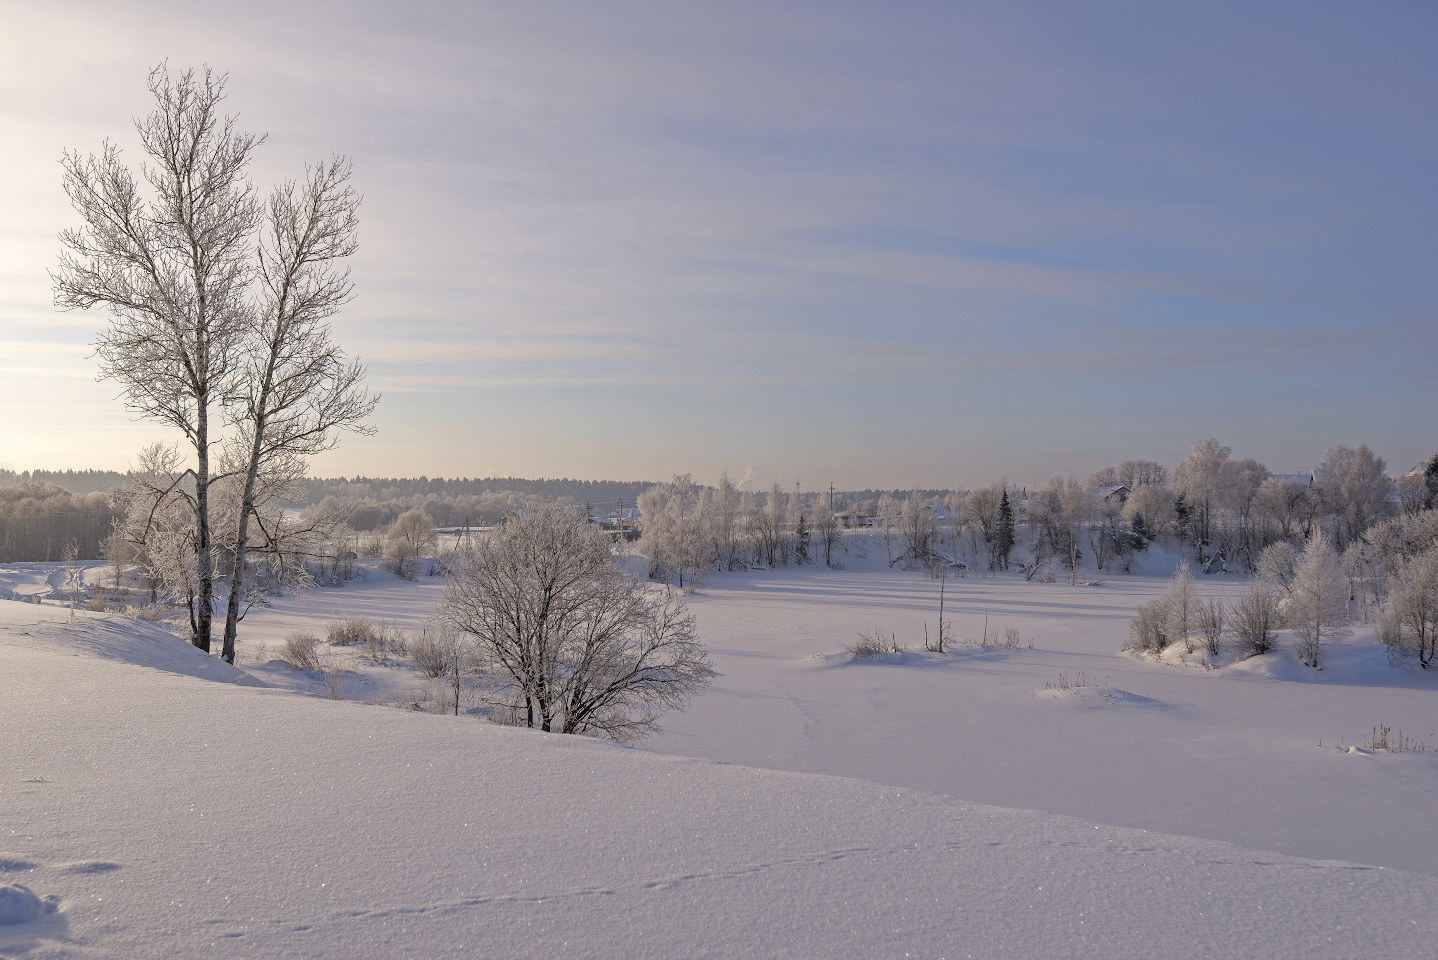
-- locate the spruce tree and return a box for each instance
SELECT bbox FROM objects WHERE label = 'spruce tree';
[995,490,1015,571]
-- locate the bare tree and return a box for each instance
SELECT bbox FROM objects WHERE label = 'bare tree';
[810,490,842,568]
[55,64,374,661]
[1231,581,1281,658]
[439,506,713,741]
[55,65,262,652]
[218,159,377,662]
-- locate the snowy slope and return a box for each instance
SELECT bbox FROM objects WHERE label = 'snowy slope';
[0,596,264,686]
[3,608,1438,959]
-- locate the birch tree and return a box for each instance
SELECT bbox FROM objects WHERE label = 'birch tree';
[55,65,260,652]
[1283,531,1350,668]
[55,65,375,659]
[218,159,377,662]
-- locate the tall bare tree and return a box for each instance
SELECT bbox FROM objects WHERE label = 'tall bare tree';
[219,159,377,663]
[56,65,375,660]
[55,65,261,652]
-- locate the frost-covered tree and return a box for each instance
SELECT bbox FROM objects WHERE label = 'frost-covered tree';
[1089,459,1167,490]
[1173,437,1233,563]
[1225,458,1270,572]
[1121,484,1173,547]
[1283,531,1350,668]
[745,482,790,567]
[439,506,713,741]
[637,474,708,587]
[55,66,262,651]
[1031,477,1089,578]
[810,490,842,568]
[1167,561,1197,651]
[218,158,377,662]
[1381,546,1438,668]
[1257,540,1301,597]
[1317,444,1391,549]
[710,473,746,571]
[963,480,1011,570]
[385,508,436,579]
[1231,581,1282,658]
[1255,476,1312,542]
[874,492,900,565]
[55,65,374,655]
[898,492,936,568]
[1123,561,1197,657]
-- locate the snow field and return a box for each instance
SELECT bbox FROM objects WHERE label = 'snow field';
[5,537,1438,957]
[3,611,1438,959]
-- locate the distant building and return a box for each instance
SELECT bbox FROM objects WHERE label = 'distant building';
[1097,484,1130,505]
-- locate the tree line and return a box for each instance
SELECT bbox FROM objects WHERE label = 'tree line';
[0,483,120,563]
[633,443,1438,587]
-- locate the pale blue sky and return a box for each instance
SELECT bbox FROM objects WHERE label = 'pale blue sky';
[1,0,1434,488]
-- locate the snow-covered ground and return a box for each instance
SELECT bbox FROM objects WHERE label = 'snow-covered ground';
[4,541,1438,957]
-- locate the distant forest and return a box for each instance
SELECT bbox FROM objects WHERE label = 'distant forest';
[0,469,129,496]
[0,470,962,558]
[295,476,659,507]
[0,470,659,504]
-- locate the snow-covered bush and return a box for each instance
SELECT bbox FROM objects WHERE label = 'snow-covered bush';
[1123,562,1197,657]
[1231,582,1281,658]
[1197,598,1226,658]
[847,628,901,658]
[280,633,323,671]
[409,630,456,679]
[1124,598,1170,655]
[326,617,379,646]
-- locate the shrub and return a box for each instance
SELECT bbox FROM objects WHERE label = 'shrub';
[1124,598,1170,655]
[409,629,456,679]
[1197,597,1225,658]
[320,667,348,700]
[327,617,379,646]
[847,627,901,658]
[1232,582,1281,658]
[280,633,323,671]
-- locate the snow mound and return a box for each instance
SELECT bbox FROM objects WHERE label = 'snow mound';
[0,884,57,925]
[0,598,265,686]
[1032,685,1146,706]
